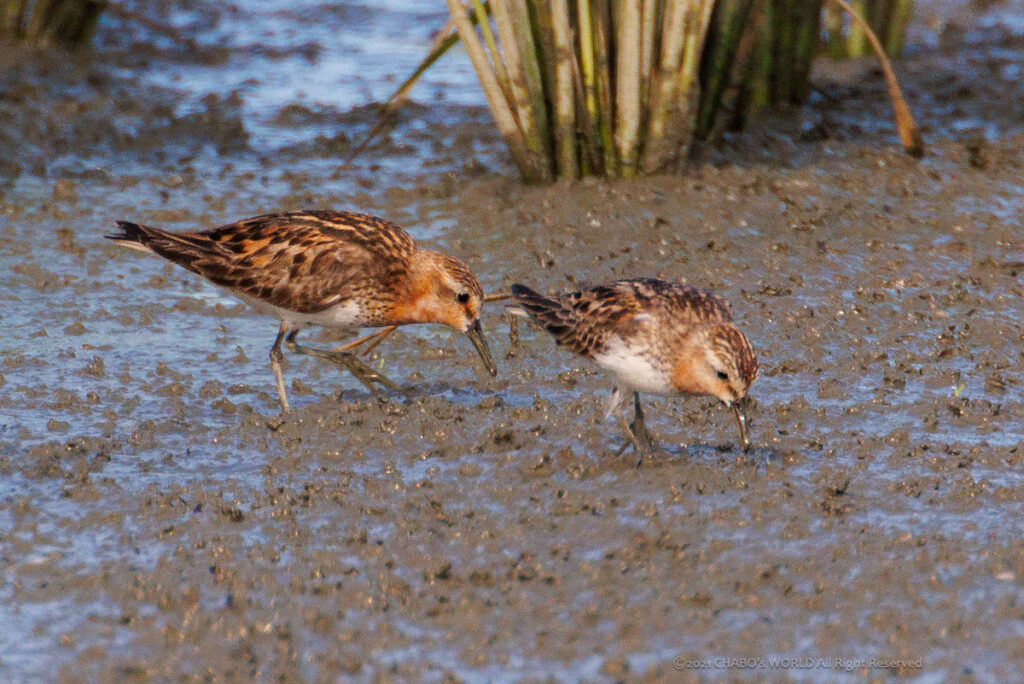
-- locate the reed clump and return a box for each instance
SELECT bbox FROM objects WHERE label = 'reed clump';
[430,0,920,182]
[445,0,724,181]
[825,0,913,58]
[1,0,106,48]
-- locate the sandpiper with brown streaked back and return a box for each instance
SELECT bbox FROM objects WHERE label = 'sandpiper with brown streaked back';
[508,278,758,461]
[106,210,497,412]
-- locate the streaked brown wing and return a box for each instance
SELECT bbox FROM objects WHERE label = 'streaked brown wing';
[618,279,734,325]
[144,211,415,314]
[555,279,735,357]
[512,278,735,359]
[552,283,645,358]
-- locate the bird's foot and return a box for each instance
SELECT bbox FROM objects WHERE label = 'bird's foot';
[286,340,405,397]
[614,417,662,467]
[611,391,663,466]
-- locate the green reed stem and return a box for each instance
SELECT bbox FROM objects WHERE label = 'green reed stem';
[591,0,617,175]
[1,0,27,35]
[828,0,923,155]
[697,0,751,137]
[824,2,845,58]
[791,0,821,103]
[639,0,656,115]
[576,0,604,174]
[471,0,512,104]
[614,0,642,177]
[492,0,552,180]
[886,0,913,56]
[641,0,687,173]
[5,0,103,46]
[676,0,717,159]
[846,0,867,55]
[549,0,578,177]
[709,0,766,136]
[446,0,541,180]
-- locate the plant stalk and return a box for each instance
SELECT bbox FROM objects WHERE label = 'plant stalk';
[446,0,544,180]
[639,0,657,115]
[886,0,913,56]
[847,0,867,56]
[490,0,552,180]
[615,0,643,177]
[576,0,604,174]
[1,0,28,35]
[550,0,578,177]
[640,0,689,173]
[591,0,617,174]
[471,0,513,104]
[828,0,923,155]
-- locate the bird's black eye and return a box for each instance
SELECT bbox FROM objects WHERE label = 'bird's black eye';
[716,370,729,381]
[456,292,470,304]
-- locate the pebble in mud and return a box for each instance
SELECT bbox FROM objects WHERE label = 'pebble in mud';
[52,179,79,202]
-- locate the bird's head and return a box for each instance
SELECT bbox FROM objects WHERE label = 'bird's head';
[673,322,759,450]
[401,251,497,376]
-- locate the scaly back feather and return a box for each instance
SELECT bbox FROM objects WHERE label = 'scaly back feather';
[510,279,735,359]
[106,211,416,317]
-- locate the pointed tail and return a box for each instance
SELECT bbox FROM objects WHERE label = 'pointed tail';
[507,283,576,343]
[105,220,218,275]
[507,283,554,319]
[105,220,161,254]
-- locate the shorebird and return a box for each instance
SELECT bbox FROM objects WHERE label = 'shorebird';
[508,278,758,460]
[106,210,497,412]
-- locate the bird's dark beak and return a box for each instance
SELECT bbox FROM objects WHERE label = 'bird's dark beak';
[466,319,497,376]
[731,399,751,452]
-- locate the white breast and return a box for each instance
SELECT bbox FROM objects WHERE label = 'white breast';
[592,337,674,394]
[232,291,365,328]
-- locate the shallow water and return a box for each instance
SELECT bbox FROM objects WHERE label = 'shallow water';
[4,0,1024,681]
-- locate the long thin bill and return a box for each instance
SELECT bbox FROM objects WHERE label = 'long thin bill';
[466,319,498,376]
[731,401,751,452]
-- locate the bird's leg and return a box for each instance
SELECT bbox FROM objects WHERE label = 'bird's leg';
[629,392,658,460]
[608,386,638,457]
[330,352,403,395]
[506,313,520,358]
[614,392,659,466]
[270,323,293,413]
[358,325,398,356]
[286,332,402,396]
[329,325,398,356]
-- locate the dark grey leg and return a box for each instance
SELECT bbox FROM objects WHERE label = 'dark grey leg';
[270,323,294,413]
[629,392,659,465]
[615,392,659,466]
[285,335,402,396]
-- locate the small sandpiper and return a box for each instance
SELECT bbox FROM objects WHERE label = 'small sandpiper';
[106,210,497,412]
[508,278,758,460]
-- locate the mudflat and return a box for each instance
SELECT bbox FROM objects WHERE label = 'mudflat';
[2,1,1023,680]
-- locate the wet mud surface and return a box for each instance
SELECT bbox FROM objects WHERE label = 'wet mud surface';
[2,0,1024,681]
